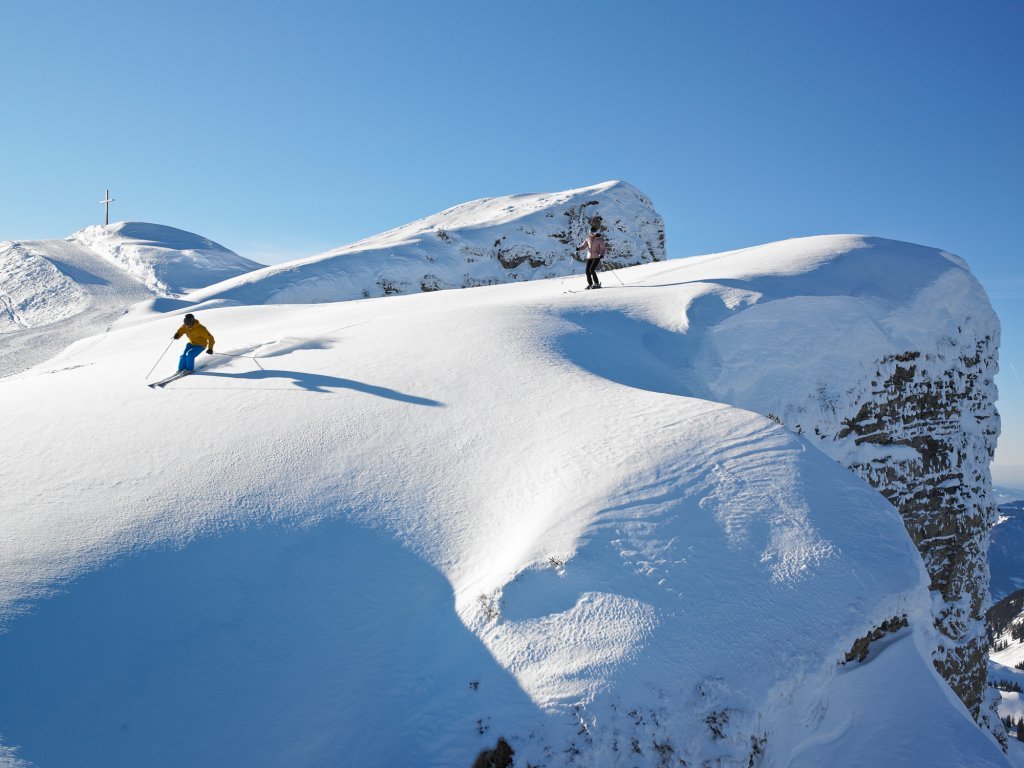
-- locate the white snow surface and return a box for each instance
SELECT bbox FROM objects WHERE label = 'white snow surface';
[182,180,664,306]
[0,223,262,377]
[0,234,1009,766]
[69,222,263,295]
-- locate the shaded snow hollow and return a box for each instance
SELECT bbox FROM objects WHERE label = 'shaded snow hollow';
[0,234,1009,767]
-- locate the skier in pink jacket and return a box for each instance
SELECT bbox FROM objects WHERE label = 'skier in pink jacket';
[576,226,607,289]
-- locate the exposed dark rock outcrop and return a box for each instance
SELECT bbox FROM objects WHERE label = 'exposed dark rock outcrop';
[471,737,514,768]
[844,615,909,663]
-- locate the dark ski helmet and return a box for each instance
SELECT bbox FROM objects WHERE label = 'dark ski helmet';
[183,313,196,325]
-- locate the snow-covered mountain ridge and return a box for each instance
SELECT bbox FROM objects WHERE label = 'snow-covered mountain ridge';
[182,180,664,306]
[0,232,1008,766]
[0,223,262,376]
[0,183,659,377]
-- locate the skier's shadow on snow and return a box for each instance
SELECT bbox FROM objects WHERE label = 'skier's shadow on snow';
[195,369,444,405]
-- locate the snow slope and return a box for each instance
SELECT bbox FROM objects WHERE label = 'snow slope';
[182,180,664,306]
[0,235,1008,767]
[0,237,152,376]
[0,223,262,377]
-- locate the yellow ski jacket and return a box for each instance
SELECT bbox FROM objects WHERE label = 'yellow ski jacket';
[175,322,215,351]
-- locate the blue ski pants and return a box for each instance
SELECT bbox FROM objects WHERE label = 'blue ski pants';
[178,343,206,372]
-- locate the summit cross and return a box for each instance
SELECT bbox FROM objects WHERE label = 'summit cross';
[100,189,114,226]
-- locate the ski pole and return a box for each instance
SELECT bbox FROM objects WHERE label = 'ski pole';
[604,262,626,286]
[145,338,176,380]
[213,351,265,370]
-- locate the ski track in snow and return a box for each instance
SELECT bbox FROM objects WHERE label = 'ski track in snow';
[0,233,1011,766]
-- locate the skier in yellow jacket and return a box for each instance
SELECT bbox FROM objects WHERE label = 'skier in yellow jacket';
[173,313,215,373]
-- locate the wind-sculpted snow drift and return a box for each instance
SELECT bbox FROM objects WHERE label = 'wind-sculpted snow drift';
[0,222,1008,765]
[673,236,1003,735]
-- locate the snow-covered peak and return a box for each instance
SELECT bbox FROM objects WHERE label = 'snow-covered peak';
[184,180,665,305]
[69,221,264,295]
[342,179,648,246]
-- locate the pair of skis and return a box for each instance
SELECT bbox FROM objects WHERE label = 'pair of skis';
[148,370,193,388]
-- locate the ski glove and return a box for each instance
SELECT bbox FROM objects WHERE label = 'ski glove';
[206,349,214,354]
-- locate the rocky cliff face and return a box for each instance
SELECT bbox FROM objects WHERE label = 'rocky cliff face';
[689,236,1003,737]
[833,338,1000,727]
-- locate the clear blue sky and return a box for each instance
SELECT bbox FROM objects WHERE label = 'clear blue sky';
[3,1,1022,481]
